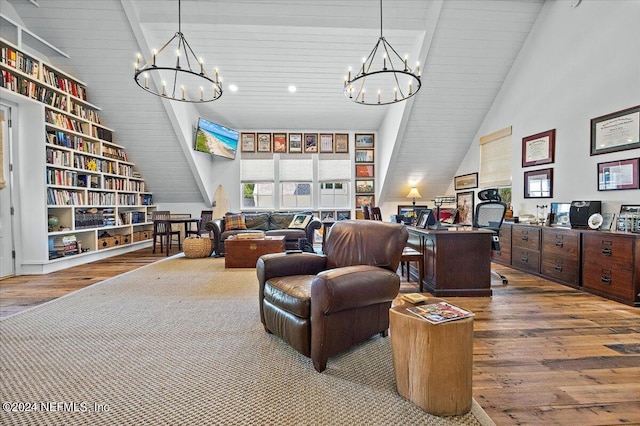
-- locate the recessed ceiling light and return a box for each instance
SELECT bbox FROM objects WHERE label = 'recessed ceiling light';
[288,85,297,93]
[229,84,238,92]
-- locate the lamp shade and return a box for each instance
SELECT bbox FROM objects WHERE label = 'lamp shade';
[406,187,422,199]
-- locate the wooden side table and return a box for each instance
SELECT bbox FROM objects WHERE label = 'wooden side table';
[389,299,473,416]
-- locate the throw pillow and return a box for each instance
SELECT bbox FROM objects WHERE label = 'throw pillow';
[288,214,312,229]
[224,213,247,231]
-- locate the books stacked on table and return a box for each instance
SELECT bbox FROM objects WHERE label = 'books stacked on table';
[406,301,474,325]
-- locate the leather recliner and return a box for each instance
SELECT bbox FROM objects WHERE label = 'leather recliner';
[256,220,408,372]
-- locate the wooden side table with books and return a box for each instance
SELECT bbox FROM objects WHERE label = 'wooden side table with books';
[389,297,473,416]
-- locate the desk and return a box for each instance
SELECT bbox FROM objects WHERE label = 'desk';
[154,217,201,256]
[407,227,493,297]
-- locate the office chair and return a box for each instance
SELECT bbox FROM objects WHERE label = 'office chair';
[473,189,508,285]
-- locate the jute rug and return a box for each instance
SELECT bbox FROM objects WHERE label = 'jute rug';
[0,256,494,425]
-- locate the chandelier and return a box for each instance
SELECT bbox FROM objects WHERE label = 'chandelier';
[133,0,222,103]
[343,0,421,105]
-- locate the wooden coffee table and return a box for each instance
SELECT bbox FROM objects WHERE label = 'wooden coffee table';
[389,297,473,416]
[224,235,286,268]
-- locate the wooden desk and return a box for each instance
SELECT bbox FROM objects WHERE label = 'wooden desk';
[407,227,494,297]
[390,299,473,416]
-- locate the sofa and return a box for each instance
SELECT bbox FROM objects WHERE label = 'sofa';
[205,211,322,256]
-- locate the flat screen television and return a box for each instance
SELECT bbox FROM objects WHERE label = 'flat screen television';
[194,117,239,160]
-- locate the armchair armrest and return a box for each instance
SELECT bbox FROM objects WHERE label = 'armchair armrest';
[305,218,322,243]
[311,265,400,315]
[256,252,328,284]
[204,218,224,255]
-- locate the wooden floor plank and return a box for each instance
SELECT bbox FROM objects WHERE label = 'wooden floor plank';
[1,252,640,424]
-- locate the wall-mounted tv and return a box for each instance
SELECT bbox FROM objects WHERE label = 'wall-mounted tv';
[194,117,239,160]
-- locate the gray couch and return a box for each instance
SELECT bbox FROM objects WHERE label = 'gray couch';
[205,211,322,256]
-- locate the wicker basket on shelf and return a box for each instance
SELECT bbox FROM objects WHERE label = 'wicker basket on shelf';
[183,236,214,258]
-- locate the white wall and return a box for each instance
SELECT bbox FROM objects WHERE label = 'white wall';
[455,0,640,216]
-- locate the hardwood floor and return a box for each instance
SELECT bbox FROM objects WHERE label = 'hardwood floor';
[1,251,639,425]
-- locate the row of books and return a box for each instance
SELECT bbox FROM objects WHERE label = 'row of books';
[47,188,85,206]
[46,148,72,168]
[70,100,101,124]
[0,71,67,110]
[104,177,145,192]
[47,131,100,155]
[41,64,87,100]
[74,211,105,229]
[46,167,76,187]
[92,126,113,142]
[50,234,79,258]
[118,211,146,225]
[1,45,39,77]
[45,110,87,135]
[87,192,116,206]
[103,146,129,162]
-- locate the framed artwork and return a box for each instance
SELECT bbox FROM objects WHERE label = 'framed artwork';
[524,168,553,198]
[288,133,302,153]
[320,134,334,153]
[416,210,429,228]
[355,179,374,193]
[273,133,287,153]
[522,129,555,167]
[355,133,374,148]
[597,157,639,191]
[257,133,272,152]
[335,133,349,153]
[336,210,351,220]
[456,191,474,226]
[454,172,478,190]
[355,195,374,208]
[304,133,318,153]
[320,211,336,221]
[355,165,374,177]
[355,149,374,163]
[591,105,640,155]
[240,133,256,152]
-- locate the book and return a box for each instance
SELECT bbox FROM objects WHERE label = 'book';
[401,293,428,304]
[406,301,474,325]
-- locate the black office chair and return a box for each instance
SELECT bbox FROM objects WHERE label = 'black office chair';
[473,189,508,285]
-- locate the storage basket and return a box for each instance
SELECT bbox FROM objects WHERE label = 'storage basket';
[183,236,214,258]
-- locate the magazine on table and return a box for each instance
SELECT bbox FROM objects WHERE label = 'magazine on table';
[406,301,474,325]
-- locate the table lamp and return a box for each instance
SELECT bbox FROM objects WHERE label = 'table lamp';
[406,187,422,208]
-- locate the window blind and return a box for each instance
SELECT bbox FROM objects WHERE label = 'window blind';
[240,159,274,181]
[279,159,312,181]
[318,159,351,181]
[479,126,512,188]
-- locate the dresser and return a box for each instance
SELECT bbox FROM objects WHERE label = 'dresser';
[541,227,581,287]
[510,225,541,274]
[582,232,639,306]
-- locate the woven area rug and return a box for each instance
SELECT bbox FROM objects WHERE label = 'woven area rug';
[0,256,494,426]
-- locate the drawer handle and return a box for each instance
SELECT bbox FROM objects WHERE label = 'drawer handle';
[601,276,611,284]
[555,241,563,247]
[601,247,612,256]
[521,256,528,263]
[554,265,563,272]
[521,235,529,241]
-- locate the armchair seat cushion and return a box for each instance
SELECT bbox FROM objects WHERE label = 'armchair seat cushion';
[264,275,313,318]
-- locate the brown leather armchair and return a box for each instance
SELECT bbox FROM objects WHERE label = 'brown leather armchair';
[256,220,408,372]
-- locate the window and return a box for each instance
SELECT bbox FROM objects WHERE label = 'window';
[280,182,312,208]
[320,181,349,207]
[242,183,274,209]
[241,159,274,209]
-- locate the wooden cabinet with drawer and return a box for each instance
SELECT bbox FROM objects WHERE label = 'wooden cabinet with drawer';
[541,227,580,287]
[582,232,639,306]
[491,223,512,265]
[511,225,541,274]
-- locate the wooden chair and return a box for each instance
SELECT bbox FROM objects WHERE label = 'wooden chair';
[360,205,371,220]
[152,211,181,254]
[185,210,214,238]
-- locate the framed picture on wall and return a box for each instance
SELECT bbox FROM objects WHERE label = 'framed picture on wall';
[355,165,374,177]
[335,133,349,153]
[355,180,374,193]
[522,129,555,167]
[273,133,287,153]
[288,133,302,153]
[240,133,256,152]
[355,133,374,148]
[524,168,553,198]
[355,149,374,163]
[597,157,639,191]
[304,133,318,153]
[355,195,374,208]
[336,210,351,220]
[320,134,334,153]
[257,133,272,152]
[454,172,478,190]
[590,105,640,155]
[456,191,474,226]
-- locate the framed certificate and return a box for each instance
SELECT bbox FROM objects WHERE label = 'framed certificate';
[522,129,555,167]
[590,105,640,155]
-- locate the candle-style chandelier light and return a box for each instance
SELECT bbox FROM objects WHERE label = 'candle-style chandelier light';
[133,0,222,103]
[343,0,421,105]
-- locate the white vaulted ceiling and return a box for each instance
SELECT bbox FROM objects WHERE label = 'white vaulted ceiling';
[5,0,544,204]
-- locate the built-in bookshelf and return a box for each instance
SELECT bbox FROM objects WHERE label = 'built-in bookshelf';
[0,38,155,274]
